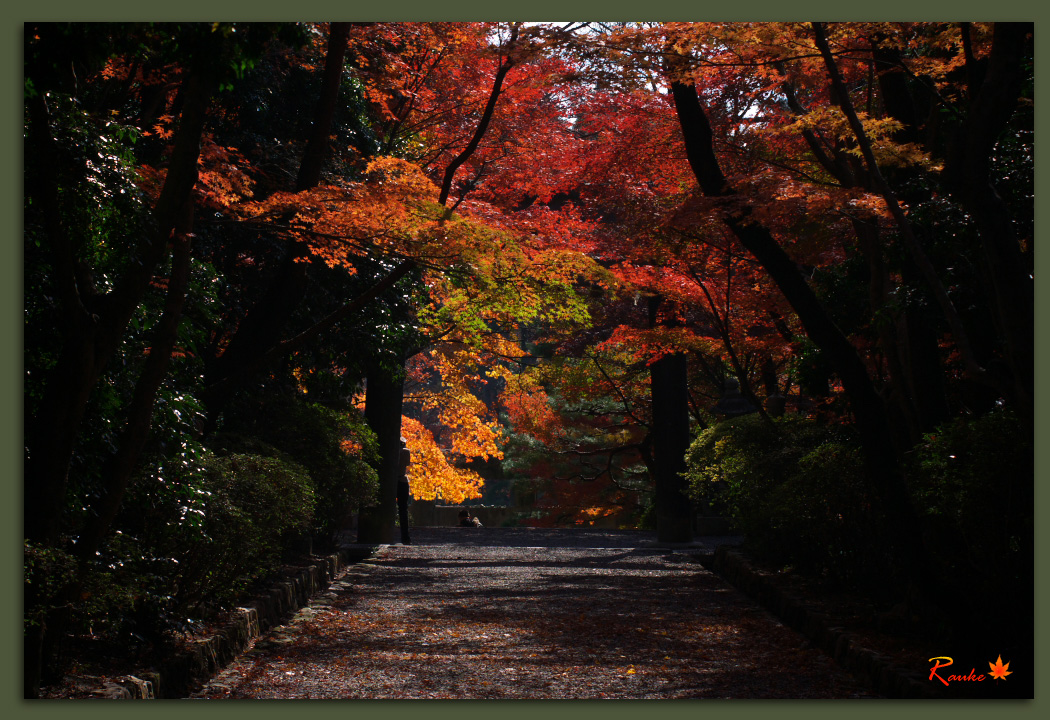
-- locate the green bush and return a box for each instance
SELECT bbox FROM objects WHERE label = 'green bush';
[212,394,379,546]
[686,408,1034,617]
[24,542,78,632]
[25,540,145,646]
[685,415,881,584]
[907,409,1033,625]
[95,390,379,636]
[764,441,885,583]
[171,452,316,611]
[686,415,842,529]
[71,446,321,641]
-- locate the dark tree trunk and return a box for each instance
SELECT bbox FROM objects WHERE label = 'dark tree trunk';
[647,296,693,543]
[783,65,951,444]
[296,22,351,191]
[942,22,1034,420]
[869,22,1032,426]
[812,22,988,391]
[358,358,406,544]
[650,351,694,544]
[852,218,948,446]
[76,219,195,561]
[24,61,215,548]
[898,305,950,431]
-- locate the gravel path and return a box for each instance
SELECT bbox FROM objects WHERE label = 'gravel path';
[194,528,877,699]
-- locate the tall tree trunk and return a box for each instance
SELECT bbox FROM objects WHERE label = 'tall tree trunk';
[358,358,406,544]
[650,352,694,543]
[783,66,946,442]
[942,22,1034,420]
[869,22,1032,424]
[296,22,351,192]
[811,22,990,390]
[29,221,195,698]
[648,296,693,543]
[852,218,948,446]
[76,216,195,561]
[24,60,215,549]
[783,58,954,441]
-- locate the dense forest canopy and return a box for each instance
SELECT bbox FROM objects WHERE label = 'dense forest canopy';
[24,21,1032,697]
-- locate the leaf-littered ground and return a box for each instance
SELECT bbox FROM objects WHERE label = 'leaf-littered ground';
[194,527,878,699]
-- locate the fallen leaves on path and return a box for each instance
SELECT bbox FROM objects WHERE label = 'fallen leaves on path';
[196,533,874,699]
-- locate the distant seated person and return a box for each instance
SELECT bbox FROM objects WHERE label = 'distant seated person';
[458,509,483,528]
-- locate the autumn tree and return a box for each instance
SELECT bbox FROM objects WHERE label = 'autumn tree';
[655,22,1031,600]
[503,20,1031,570]
[435,30,788,536]
[189,21,603,539]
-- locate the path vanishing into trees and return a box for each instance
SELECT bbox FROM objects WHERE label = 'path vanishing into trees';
[194,528,875,699]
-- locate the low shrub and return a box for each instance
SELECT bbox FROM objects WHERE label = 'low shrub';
[170,452,317,612]
[25,539,148,669]
[686,408,1034,623]
[764,441,885,584]
[24,542,79,633]
[685,415,882,586]
[907,409,1033,633]
[211,395,379,547]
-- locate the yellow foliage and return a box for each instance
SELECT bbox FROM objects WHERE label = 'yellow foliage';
[401,416,485,504]
[409,343,505,464]
[291,366,311,394]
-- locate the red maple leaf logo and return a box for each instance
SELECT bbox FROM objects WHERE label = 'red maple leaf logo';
[988,655,1012,681]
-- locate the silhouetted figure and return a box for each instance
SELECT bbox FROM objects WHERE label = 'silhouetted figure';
[458,509,482,527]
[397,437,411,544]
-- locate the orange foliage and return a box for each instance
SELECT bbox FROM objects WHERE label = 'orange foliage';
[400,416,484,504]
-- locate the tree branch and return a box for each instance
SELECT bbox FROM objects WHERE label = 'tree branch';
[812,21,990,385]
[438,23,521,207]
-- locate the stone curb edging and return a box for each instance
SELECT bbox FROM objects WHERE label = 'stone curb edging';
[104,544,380,699]
[707,546,944,699]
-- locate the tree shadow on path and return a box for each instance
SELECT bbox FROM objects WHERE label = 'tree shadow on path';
[196,528,875,699]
